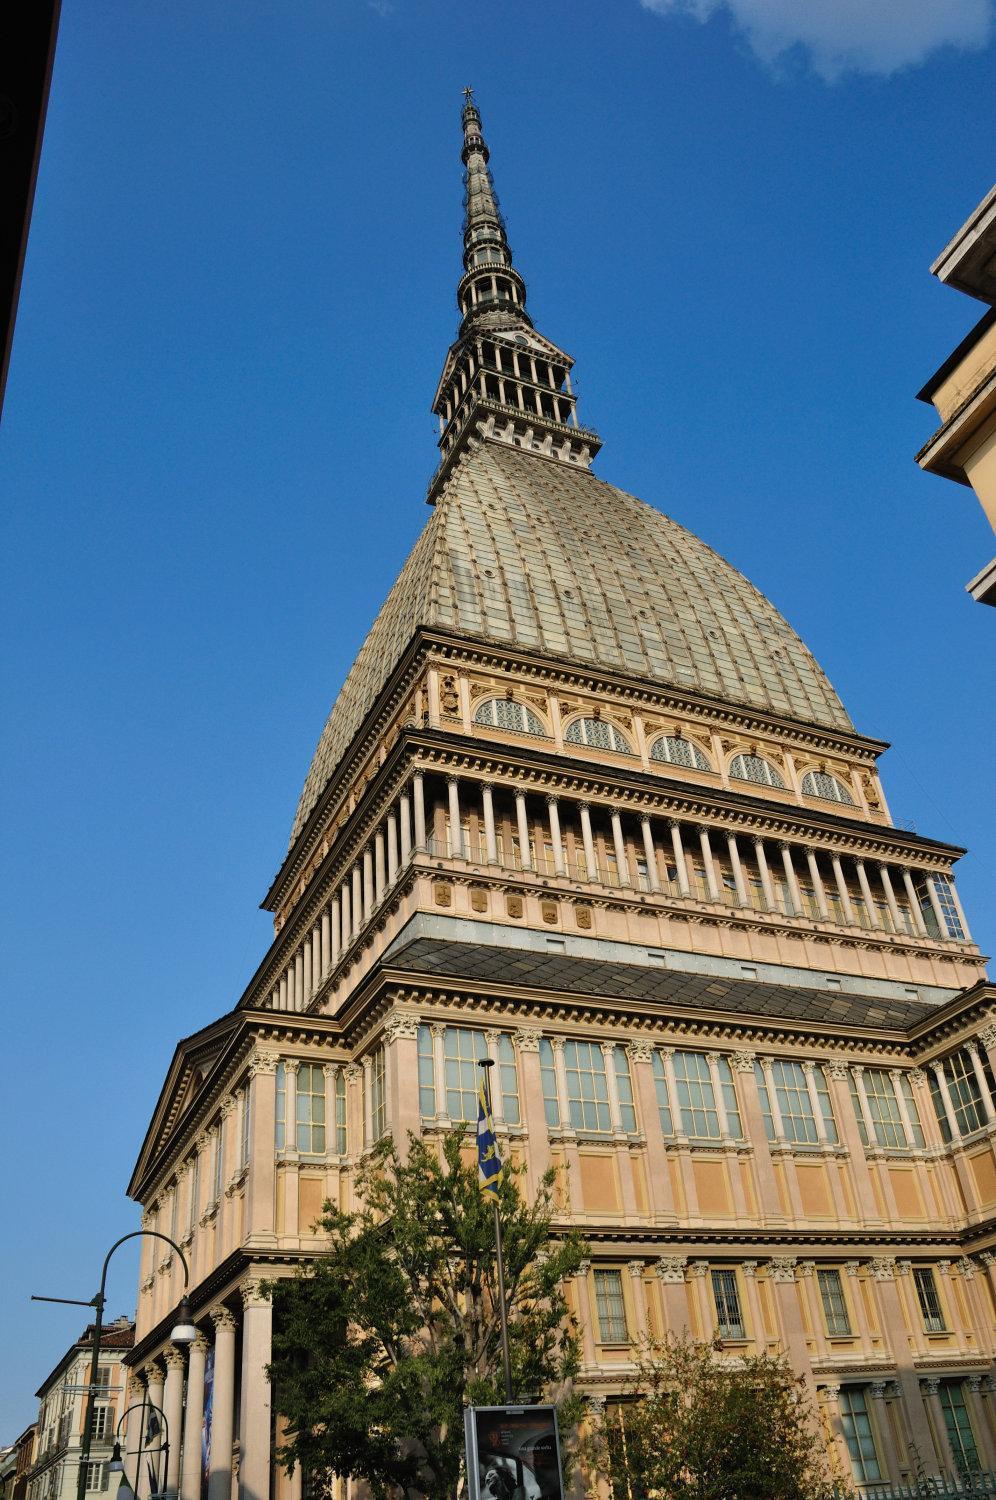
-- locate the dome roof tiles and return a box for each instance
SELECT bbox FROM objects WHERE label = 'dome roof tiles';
[290,442,852,842]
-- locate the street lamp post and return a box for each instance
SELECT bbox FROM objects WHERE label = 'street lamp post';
[32,1232,196,1500]
[109,1398,170,1500]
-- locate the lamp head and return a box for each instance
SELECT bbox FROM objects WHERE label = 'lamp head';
[109,1443,123,1474]
[170,1296,196,1346]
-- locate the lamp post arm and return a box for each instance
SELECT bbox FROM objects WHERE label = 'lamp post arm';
[77,1232,190,1500]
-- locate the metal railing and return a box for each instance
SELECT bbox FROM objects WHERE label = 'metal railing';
[833,1476,996,1498]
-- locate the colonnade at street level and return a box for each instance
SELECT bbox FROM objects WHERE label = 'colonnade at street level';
[265,768,974,1016]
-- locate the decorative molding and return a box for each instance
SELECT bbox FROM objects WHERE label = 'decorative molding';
[384,1012,421,1043]
[655,1257,687,1284]
[869,1257,896,1282]
[627,1040,655,1063]
[768,1257,797,1283]
[729,1051,756,1073]
[514,1027,541,1053]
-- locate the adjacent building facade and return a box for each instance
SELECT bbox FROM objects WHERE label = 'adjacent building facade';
[24,1320,134,1500]
[126,97,996,1498]
[916,184,996,605]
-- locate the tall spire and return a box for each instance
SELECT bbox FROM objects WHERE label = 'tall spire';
[427,91,601,503]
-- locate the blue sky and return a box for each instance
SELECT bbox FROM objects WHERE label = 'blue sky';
[1,0,994,1438]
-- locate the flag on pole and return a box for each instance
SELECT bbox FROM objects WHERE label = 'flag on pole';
[476,1075,503,1196]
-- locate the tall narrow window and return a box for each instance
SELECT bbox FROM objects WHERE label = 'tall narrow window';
[850,1069,923,1149]
[188,1152,200,1234]
[651,1051,673,1135]
[671,1051,741,1140]
[213,1121,223,1202]
[444,1027,489,1121]
[838,1388,881,1483]
[275,1061,286,1153]
[939,1382,981,1476]
[941,1050,987,1135]
[563,1040,611,1132]
[335,1069,347,1154]
[613,1047,637,1132]
[240,1088,251,1169]
[417,1025,436,1119]
[931,875,965,939]
[296,1064,326,1155]
[754,1060,836,1145]
[711,1269,745,1339]
[817,1269,851,1336]
[497,1034,520,1125]
[913,1267,946,1333]
[371,1048,387,1140]
[593,1269,629,1342]
[539,1039,560,1127]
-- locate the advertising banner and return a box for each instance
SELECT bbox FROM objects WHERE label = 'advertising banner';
[201,1347,215,1500]
[464,1405,565,1500]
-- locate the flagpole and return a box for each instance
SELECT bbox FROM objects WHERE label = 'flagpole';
[479,1059,513,1402]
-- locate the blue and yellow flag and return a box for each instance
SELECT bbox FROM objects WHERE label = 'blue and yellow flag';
[477,1077,503,1196]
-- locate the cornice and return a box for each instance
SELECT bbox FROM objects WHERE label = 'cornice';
[270,627,893,914]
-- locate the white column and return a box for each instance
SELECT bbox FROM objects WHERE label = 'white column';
[339,883,351,952]
[412,772,427,850]
[179,1335,208,1500]
[831,855,855,925]
[371,830,384,903]
[640,816,661,892]
[754,838,776,910]
[856,859,881,928]
[889,1069,920,1147]
[601,1042,624,1134]
[780,843,804,916]
[293,950,304,1010]
[362,1055,373,1147]
[162,1349,185,1500]
[447,776,462,856]
[239,1283,272,1500]
[329,895,340,967]
[206,1308,237,1500]
[801,1061,828,1143]
[610,809,630,886]
[515,790,532,870]
[932,1060,962,1140]
[948,879,970,938]
[579,802,597,881]
[707,1052,732,1139]
[761,1057,787,1141]
[547,796,566,875]
[320,906,330,976]
[278,972,288,1011]
[351,864,362,937]
[486,1031,505,1125]
[851,1066,877,1145]
[399,790,413,861]
[669,821,691,897]
[876,865,902,932]
[482,783,499,864]
[698,827,719,901]
[805,849,830,920]
[302,938,312,1004]
[551,1037,573,1132]
[727,833,749,906]
[386,813,399,884]
[430,1023,448,1121]
[363,846,375,920]
[660,1048,684,1137]
[285,1061,299,1156]
[966,1042,996,1124]
[925,873,948,935]
[902,868,929,937]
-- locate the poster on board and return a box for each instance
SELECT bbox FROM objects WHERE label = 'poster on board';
[464,1405,565,1500]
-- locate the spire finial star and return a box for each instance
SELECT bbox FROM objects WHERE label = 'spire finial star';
[463,85,475,103]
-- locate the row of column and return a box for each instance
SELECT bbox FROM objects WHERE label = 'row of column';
[127,1285,279,1500]
[270,776,428,1012]
[436,773,970,941]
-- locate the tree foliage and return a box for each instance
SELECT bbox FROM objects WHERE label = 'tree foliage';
[264,1131,587,1500]
[586,1335,837,1500]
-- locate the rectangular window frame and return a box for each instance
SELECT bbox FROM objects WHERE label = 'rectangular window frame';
[593,1268,629,1344]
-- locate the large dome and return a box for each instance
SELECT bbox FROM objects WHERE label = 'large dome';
[290,441,852,842]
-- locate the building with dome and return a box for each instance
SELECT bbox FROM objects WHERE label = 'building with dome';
[125,95,996,1497]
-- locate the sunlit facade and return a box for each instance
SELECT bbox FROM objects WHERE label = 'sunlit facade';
[126,98,996,1497]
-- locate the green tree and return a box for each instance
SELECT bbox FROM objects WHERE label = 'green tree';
[264,1130,587,1500]
[586,1334,837,1500]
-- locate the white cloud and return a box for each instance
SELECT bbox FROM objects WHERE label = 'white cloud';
[639,0,994,79]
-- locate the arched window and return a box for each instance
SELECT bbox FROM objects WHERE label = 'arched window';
[565,716,633,755]
[730,753,785,789]
[650,734,712,772]
[801,769,855,805]
[474,697,545,737]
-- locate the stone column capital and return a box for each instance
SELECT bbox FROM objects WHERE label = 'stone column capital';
[920,1377,941,1397]
[627,1039,655,1063]
[210,1305,238,1332]
[550,1036,566,1054]
[655,1256,687,1284]
[824,1059,849,1081]
[978,1023,996,1050]
[384,1012,421,1043]
[729,1050,756,1073]
[193,1331,211,1355]
[869,1256,896,1281]
[514,1027,541,1053]
[241,1280,269,1310]
[741,1261,758,1279]
[907,1067,927,1087]
[768,1256,797,1283]
[163,1346,186,1371]
[627,1260,645,1279]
